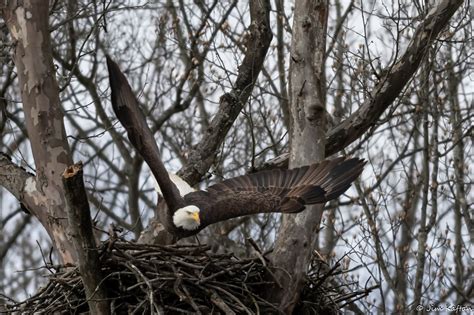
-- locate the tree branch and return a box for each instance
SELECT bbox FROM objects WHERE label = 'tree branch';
[63,162,110,315]
[325,0,463,155]
[0,153,34,202]
[178,0,273,185]
[259,0,464,171]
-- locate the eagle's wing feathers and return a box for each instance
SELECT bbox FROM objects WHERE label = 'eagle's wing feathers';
[183,157,365,229]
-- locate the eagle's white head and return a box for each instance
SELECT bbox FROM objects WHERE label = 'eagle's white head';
[173,205,201,230]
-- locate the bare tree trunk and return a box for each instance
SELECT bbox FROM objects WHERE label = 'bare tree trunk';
[413,52,439,312]
[394,136,421,311]
[1,1,75,263]
[447,51,469,303]
[269,1,328,313]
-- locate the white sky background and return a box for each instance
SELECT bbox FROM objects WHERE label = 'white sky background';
[1,0,472,310]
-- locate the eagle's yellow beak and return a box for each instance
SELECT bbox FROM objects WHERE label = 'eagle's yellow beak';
[192,212,200,224]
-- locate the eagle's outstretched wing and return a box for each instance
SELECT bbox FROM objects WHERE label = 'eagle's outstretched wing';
[184,157,365,229]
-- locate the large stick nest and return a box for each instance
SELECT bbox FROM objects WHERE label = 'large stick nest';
[3,239,375,314]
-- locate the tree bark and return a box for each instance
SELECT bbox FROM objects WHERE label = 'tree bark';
[268,1,328,313]
[1,1,75,263]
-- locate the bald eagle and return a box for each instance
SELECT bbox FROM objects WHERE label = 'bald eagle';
[106,56,365,238]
